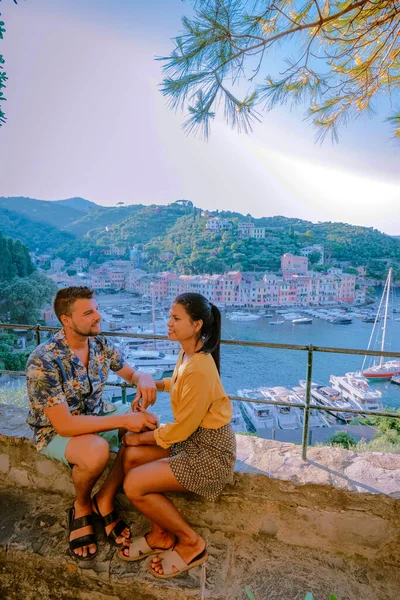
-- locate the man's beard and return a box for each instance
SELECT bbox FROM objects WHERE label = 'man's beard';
[71,322,101,337]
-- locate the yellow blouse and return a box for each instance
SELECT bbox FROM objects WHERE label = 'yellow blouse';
[154,350,232,449]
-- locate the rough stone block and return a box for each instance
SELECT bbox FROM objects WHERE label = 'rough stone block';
[9,467,30,487]
[36,457,61,478]
[0,453,10,473]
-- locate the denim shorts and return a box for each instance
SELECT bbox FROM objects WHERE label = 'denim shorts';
[39,403,129,467]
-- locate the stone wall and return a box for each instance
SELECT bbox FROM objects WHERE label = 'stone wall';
[1,403,399,568]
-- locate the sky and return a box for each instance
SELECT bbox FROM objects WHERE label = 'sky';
[0,0,399,234]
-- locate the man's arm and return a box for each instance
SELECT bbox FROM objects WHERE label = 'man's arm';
[43,402,157,437]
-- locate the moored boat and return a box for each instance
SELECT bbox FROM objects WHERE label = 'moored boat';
[237,389,278,432]
[227,312,261,322]
[362,268,400,380]
[299,380,352,423]
[260,387,301,429]
[330,372,383,412]
[292,317,313,324]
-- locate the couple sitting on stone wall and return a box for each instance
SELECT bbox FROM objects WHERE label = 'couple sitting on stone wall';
[26,286,236,578]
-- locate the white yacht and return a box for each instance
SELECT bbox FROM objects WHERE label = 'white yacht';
[291,386,328,428]
[260,387,301,429]
[299,381,353,422]
[227,312,261,322]
[126,350,178,373]
[231,402,246,431]
[237,389,277,433]
[292,317,313,324]
[329,372,383,412]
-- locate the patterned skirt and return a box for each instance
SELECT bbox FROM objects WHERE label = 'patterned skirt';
[168,423,236,501]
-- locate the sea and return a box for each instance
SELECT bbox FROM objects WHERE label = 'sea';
[96,291,400,429]
[2,290,399,445]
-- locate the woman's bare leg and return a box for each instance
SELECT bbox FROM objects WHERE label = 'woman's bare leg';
[123,459,206,574]
[120,446,175,557]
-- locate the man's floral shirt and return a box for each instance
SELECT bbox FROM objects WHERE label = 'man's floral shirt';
[26,329,125,451]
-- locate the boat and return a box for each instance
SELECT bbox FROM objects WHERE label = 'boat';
[264,313,274,318]
[227,312,261,322]
[237,389,277,432]
[130,306,152,315]
[260,387,301,429]
[231,402,246,431]
[361,268,400,379]
[362,316,379,323]
[126,350,178,372]
[329,316,353,324]
[270,320,285,325]
[299,380,352,423]
[329,372,383,412]
[391,375,400,385]
[292,317,313,324]
[291,386,329,428]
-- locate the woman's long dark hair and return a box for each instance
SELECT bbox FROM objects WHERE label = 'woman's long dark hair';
[174,293,221,373]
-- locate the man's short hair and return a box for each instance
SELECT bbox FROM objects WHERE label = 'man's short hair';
[53,286,95,323]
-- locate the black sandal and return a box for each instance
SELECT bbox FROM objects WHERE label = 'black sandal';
[92,494,130,548]
[68,506,97,560]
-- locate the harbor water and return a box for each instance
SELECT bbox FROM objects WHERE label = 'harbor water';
[2,291,399,445]
[98,292,400,431]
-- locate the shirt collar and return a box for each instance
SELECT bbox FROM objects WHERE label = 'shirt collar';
[54,328,95,365]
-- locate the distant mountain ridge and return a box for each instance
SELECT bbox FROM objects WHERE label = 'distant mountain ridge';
[53,197,98,211]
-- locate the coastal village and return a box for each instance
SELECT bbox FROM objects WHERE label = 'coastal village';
[35,239,368,322]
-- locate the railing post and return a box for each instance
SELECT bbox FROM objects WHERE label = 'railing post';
[301,344,314,461]
[122,387,127,405]
[35,326,41,346]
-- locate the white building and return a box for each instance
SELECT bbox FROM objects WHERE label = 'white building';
[238,222,265,239]
[50,258,66,273]
[250,227,265,239]
[205,218,232,232]
[300,244,324,265]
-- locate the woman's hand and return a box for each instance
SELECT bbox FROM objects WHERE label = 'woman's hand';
[122,432,141,447]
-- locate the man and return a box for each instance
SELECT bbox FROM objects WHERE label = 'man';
[26,286,158,560]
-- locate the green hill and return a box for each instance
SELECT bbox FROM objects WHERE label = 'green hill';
[0,197,399,278]
[54,197,97,211]
[0,208,76,254]
[0,196,84,230]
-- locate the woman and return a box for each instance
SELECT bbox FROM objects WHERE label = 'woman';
[118,293,236,578]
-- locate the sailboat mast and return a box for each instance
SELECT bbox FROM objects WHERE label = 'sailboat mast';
[151,283,156,350]
[361,269,388,372]
[380,267,392,367]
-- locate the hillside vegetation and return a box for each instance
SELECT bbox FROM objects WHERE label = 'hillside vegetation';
[0,197,399,278]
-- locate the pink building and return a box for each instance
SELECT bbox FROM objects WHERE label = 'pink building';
[337,274,356,303]
[281,253,308,274]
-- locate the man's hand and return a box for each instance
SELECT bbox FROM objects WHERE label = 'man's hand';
[131,373,157,411]
[123,409,157,433]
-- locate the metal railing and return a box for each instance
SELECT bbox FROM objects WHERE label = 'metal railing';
[1,322,399,460]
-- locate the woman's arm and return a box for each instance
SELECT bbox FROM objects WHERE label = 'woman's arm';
[154,369,211,449]
[122,430,157,447]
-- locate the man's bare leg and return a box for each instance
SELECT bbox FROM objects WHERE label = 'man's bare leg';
[65,434,110,558]
[90,441,169,545]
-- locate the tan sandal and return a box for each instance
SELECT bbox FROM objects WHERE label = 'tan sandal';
[149,546,208,579]
[117,534,174,563]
